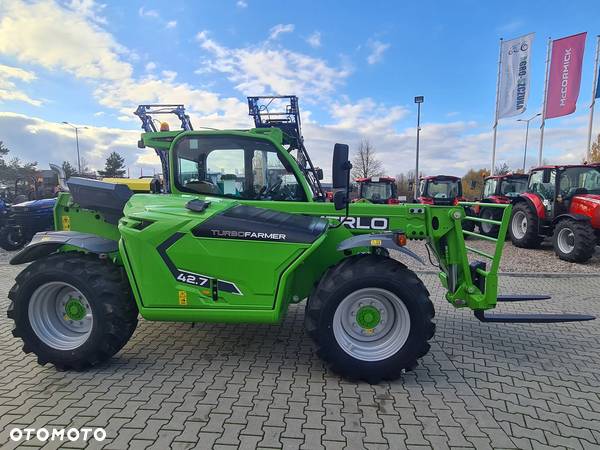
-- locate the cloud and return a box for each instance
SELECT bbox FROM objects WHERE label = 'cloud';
[138,7,159,19]
[165,20,177,29]
[196,31,350,98]
[268,24,294,40]
[236,0,248,8]
[0,64,37,82]
[306,31,321,48]
[367,39,390,65]
[0,0,133,81]
[0,1,251,129]
[0,64,42,106]
[0,112,146,171]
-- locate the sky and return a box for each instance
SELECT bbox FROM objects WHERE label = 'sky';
[0,0,599,180]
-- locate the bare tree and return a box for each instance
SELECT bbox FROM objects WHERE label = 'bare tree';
[351,138,383,179]
[589,133,600,163]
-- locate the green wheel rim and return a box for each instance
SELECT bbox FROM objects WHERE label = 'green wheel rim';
[356,305,381,329]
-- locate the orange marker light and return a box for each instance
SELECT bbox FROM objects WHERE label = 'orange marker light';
[394,232,407,247]
[160,122,170,131]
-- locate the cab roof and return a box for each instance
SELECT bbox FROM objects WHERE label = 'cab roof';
[420,175,461,181]
[531,163,600,171]
[355,176,395,183]
[484,173,528,181]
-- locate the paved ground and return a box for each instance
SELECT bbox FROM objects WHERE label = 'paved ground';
[404,239,600,274]
[0,263,599,449]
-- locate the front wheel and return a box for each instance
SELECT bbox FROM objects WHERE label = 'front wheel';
[552,219,596,263]
[509,202,543,248]
[0,226,27,251]
[479,208,500,237]
[8,253,138,370]
[305,255,435,383]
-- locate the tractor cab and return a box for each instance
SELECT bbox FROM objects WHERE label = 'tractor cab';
[418,175,463,205]
[482,173,528,203]
[355,176,399,204]
[510,163,600,262]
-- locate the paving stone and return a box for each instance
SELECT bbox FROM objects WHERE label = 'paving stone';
[0,266,598,450]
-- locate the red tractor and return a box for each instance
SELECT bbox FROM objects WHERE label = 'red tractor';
[509,163,600,262]
[417,175,464,205]
[417,175,475,232]
[475,173,528,237]
[355,176,399,204]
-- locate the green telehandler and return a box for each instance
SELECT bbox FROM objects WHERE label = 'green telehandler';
[6,97,594,383]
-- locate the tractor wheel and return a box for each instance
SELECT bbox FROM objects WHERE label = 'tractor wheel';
[0,226,27,251]
[552,219,596,263]
[479,208,500,238]
[305,254,435,383]
[7,253,138,370]
[509,202,542,248]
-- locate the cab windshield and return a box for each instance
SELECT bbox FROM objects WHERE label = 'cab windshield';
[360,182,393,201]
[500,178,528,197]
[173,135,307,201]
[559,167,600,196]
[423,179,461,198]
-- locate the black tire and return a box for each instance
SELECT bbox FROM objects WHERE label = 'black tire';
[0,226,27,251]
[552,219,596,263]
[305,254,435,383]
[509,202,543,248]
[7,253,138,370]
[479,207,500,238]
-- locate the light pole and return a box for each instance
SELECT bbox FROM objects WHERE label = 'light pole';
[414,96,424,201]
[516,113,541,172]
[62,122,88,174]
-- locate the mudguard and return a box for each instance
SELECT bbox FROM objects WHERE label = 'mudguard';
[10,231,119,265]
[337,232,425,265]
[551,213,590,225]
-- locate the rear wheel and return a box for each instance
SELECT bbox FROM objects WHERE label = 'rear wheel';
[509,202,542,248]
[479,207,500,238]
[7,253,138,370]
[305,255,435,383]
[552,219,596,263]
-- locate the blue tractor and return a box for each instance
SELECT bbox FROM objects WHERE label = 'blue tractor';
[0,197,56,250]
[0,165,64,251]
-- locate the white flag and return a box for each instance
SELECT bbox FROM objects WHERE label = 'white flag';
[497,33,534,119]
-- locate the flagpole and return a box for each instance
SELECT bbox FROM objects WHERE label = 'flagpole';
[539,37,552,166]
[586,35,600,161]
[491,38,503,176]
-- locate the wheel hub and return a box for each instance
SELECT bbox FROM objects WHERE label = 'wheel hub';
[355,305,381,330]
[65,297,86,321]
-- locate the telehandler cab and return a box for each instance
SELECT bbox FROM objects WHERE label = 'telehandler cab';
[6,97,594,383]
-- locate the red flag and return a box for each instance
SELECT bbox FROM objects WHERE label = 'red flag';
[545,32,587,119]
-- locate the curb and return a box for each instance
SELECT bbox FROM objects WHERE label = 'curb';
[414,269,599,278]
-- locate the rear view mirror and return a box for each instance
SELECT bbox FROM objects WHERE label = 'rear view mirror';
[315,168,324,180]
[332,143,351,189]
[542,170,551,184]
[333,190,347,211]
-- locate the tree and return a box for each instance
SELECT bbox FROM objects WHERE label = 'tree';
[494,162,511,175]
[589,133,600,163]
[62,161,77,179]
[462,168,490,200]
[0,141,8,161]
[351,139,383,179]
[98,152,126,177]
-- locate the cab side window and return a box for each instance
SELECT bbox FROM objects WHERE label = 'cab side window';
[529,170,555,200]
